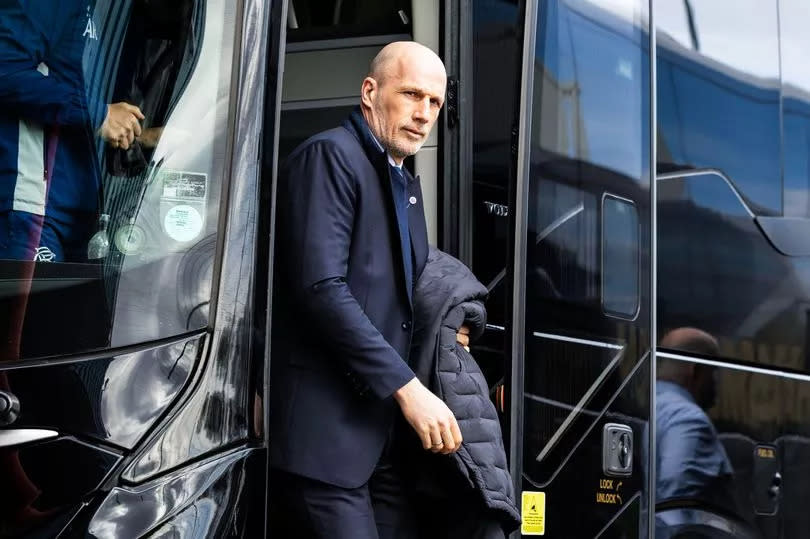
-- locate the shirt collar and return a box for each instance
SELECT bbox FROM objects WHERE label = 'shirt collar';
[366,123,402,169]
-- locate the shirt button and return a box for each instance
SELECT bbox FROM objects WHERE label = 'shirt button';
[401,321,411,330]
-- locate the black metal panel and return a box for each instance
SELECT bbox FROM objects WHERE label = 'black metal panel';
[655,354,810,539]
[514,0,653,535]
[2,336,198,450]
[521,358,650,537]
[0,437,119,538]
[470,0,522,329]
[83,449,263,538]
[120,0,270,483]
[440,0,475,264]
[522,335,640,484]
[658,172,810,371]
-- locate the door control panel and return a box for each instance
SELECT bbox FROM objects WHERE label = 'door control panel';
[603,423,633,477]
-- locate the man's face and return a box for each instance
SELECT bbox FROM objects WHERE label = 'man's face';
[363,56,446,162]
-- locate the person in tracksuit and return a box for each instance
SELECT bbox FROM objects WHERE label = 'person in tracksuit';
[0,0,141,262]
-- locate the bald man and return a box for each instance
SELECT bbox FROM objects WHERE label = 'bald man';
[270,42,464,537]
[656,328,736,522]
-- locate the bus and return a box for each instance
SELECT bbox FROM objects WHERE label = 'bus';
[0,0,806,537]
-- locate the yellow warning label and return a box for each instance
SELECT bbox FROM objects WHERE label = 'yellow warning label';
[521,491,546,535]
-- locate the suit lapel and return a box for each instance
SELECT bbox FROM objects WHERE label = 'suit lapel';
[344,109,413,307]
[407,174,428,281]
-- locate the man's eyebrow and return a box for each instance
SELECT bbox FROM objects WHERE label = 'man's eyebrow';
[400,86,442,100]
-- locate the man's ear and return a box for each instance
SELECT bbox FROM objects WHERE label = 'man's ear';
[361,77,377,109]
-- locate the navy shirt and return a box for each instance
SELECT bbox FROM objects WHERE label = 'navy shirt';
[367,126,413,299]
[389,164,412,299]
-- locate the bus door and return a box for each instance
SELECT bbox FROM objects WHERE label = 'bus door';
[505,0,654,536]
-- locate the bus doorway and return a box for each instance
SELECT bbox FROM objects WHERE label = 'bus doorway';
[266,0,655,537]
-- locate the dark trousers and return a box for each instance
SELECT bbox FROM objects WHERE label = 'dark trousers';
[269,461,419,539]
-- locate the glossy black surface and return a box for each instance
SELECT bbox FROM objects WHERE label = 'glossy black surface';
[523,335,647,483]
[85,449,262,538]
[655,354,810,539]
[0,0,237,363]
[515,0,652,536]
[0,437,119,538]
[655,508,761,539]
[2,336,198,450]
[471,0,520,331]
[120,0,269,484]
[656,0,810,366]
[658,172,810,369]
[654,6,810,538]
[522,358,650,537]
[656,0,782,215]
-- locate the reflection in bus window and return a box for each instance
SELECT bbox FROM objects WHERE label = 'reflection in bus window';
[602,196,638,318]
[0,0,237,361]
[520,0,651,503]
[0,1,128,264]
[532,0,646,181]
[656,330,739,536]
[780,0,810,218]
[656,0,781,214]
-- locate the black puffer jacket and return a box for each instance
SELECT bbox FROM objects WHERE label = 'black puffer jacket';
[407,247,520,534]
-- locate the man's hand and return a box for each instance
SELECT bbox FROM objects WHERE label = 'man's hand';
[100,102,145,150]
[394,378,462,455]
[457,325,470,352]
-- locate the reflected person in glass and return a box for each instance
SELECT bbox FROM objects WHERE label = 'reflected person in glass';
[656,328,736,514]
[0,0,143,263]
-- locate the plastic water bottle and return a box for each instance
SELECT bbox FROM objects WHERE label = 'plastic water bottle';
[87,213,111,260]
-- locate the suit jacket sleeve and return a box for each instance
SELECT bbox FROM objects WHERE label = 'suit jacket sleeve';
[279,140,416,400]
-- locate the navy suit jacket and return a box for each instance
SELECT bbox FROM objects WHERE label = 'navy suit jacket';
[270,108,429,488]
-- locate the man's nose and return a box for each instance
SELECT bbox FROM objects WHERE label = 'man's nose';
[413,99,431,122]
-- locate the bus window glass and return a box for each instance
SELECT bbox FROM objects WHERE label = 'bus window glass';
[0,0,238,361]
[779,0,810,218]
[286,0,412,42]
[471,0,521,322]
[656,0,781,214]
[602,195,639,318]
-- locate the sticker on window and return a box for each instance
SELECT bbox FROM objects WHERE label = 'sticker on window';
[160,170,208,201]
[164,205,203,242]
[521,491,546,535]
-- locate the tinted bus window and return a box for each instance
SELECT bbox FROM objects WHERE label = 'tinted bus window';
[286,0,412,42]
[0,0,238,360]
[656,0,781,214]
[602,195,639,318]
[780,0,810,218]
